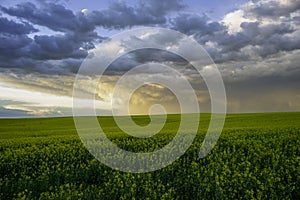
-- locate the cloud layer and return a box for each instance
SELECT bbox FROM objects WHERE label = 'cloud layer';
[0,0,300,116]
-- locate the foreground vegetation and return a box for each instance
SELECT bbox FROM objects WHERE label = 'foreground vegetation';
[0,113,299,199]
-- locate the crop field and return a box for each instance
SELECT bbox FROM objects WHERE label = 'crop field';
[0,113,300,199]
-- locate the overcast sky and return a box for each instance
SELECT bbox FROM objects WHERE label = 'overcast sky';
[0,0,299,117]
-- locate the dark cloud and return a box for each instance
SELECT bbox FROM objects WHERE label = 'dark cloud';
[0,3,98,71]
[0,106,33,118]
[167,1,300,66]
[0,33,32,51]
[199,20,299,63]
[0,0,299,76]
[171,13,225,37]
[0,17,35,61]
[0,0,299,115]
[0,0,186,73]
[105,48,190,75]
[0,32,86,72]
[140,0,186,17]
[293,16,300,24]
[0,17,37,35]
[0,100,33,118]
[1,0,299,69]
[89,0,185,29]
[164,5,298,75]
[1,0,185,31]
[246,0,300,18]
[0,2,83,33]
[30,34,88,60]
[0,2,101,49]
[0,57,82,75]
[225,76,300,112]
[210,21,295,59]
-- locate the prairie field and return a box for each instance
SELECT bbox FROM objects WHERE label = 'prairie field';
[0,113,299,199]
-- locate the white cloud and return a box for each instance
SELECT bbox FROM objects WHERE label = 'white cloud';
[0,82,111,116]
[222,9,256,34]
[81,8,89,15]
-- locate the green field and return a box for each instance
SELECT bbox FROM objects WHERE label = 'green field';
[1,113,300,199]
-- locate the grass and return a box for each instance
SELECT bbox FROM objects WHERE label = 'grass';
[0,112,299,199]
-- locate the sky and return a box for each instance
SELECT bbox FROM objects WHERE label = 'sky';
[0,0,299,117]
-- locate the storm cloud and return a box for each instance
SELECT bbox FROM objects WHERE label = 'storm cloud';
[1,0,299,74]
[0,0,186,73]
[246,0,300,18]
[0,0,299,116]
